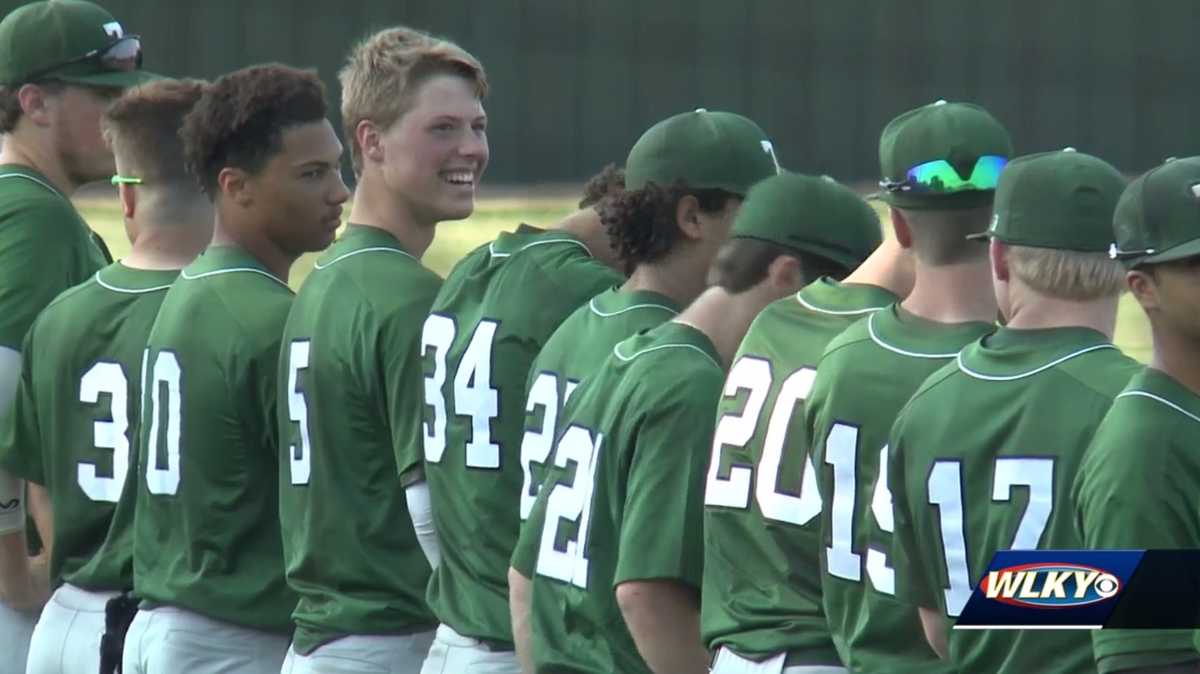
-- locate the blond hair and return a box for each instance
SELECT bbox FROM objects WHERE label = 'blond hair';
[1008,245,1125,300]
[339,27,487,174]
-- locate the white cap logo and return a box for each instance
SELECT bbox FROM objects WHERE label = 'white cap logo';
[761,140,781,174]
[103,21,123,39]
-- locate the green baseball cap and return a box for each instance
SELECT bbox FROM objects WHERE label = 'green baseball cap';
[0,0,158,88]
[877,100,1013,210]
[1110,156,1200,268]
[966,148,1125,252]
[624,108,780,196]
[730,172,882,271]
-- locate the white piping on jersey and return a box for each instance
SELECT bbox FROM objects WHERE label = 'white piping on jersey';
[94,272,174,295]
[180,266,290,289]
[1116,390,1200,425]
[865,311,961,359]
[488,237,592,259]
[794,292,888,316]
[588,297,677,318]
[313,246,416,270]
[0,173,64,199]
[956,343,1116,381]
[612,341,720,369]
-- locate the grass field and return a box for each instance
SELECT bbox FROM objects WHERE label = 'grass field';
[74,194,1154,363]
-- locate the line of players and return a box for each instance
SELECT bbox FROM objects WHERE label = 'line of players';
[1,2,1199,674]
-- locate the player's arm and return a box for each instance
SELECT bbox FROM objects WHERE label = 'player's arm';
[616,579,708,673]
[919,606,949,659]
[0,345,38,610]
[508,565,534,674]
[404,477,439,569]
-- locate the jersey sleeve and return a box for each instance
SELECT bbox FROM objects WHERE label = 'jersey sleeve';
[0,331,46,485]
[0,197,94,349]
[888,414,937,611]
[511,489,547,577]
[613,375,718,590]
[1075,414,1200,673]
[383,278,440,484]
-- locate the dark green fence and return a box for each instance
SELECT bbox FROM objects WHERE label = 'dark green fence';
[7,0,1199,184]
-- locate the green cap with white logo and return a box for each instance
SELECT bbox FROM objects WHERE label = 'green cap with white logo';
[967,148,1125,252]
[731,172,882,271]
[877,99,1013,211]
[624,108,781,196]
[1111,156,1200,268]
[0,0,158,87]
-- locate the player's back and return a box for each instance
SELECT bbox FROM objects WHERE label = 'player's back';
[805,303,993,673]
[528,321,724,674]
[134,246,297,633]
[421,224,621,644]
[701,278,897,665]
[890,327,1138,674]
[279,225,441,653]
[0,263,178,591]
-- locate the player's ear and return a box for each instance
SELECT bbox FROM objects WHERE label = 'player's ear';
[990,240,1010,283]
[890,207,913,249]
[118,182,136,220]
[1126,268,1160,312]
[17,83,56,127]
[675,194,703,241]
[356,119,383,166]
[217,167,252,208]
[767,253,803,293]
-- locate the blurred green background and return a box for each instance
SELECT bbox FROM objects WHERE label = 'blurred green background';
[75,194,1153,362]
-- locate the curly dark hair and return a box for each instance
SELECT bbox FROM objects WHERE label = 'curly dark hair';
[579,164,625,208]
[181,63,328,197]
[597,180,734,268]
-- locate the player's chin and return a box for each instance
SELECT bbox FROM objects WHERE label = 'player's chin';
[433,193,477,223]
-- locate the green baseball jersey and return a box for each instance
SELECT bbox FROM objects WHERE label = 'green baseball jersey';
[134,246,297,633]
[1073,368,1200,674]
[702,278,897,666]
[889,327,1139,674]
[278,225,441,654]
[0,263,177,591]
[509,286,679,577]
[418,224,622,644]
[0,164,110,349]
[526,321,723,674]
[805,303,993,674]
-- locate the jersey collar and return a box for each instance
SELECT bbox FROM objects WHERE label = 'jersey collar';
[866,303,994,359]
[614,320,722,370]
[94,262,179,294]
[589,287,680,318]
[313,223,417,270]
[956,326,1116,381]
[180,245,289,288]
[795,277,898,316]
[489,224,592,258]
[1118,367,1200,425]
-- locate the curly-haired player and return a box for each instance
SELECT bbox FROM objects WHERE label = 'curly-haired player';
[122,64,349,674]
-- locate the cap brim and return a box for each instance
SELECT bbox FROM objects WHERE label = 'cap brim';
[55,69,162,88]
[1133,237,1200,266]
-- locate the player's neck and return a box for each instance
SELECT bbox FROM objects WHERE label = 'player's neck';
[0,133,79,195]
[1150,330,1200,398]
[346,176,435,258]
[210,214,294,283]
[841,237,914,298]
[675,286,772,368]
[623,258,704,308]
[1003,293,1118,339]
[123,193,214,271]
[901,258,996,324]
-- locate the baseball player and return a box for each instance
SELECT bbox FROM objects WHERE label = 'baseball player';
[0,78,211,674]
[0,2,155,667]
[803,100,1011,673]
[702,177,913,674]
[887,149,1136,673]
[519,171,864,674]
[121,64,350,673]
[1075,156,1200,674]
[507,110,783,671]
[277,27,487,673]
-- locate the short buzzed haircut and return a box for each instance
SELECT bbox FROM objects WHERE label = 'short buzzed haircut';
[898,205,993,266]
[339,26,487,175]
[181,63,328,198]
[102,79,208,185]
[1008,246,1125,301]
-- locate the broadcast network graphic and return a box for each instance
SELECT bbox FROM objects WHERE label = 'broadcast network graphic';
[954,550,1200,629]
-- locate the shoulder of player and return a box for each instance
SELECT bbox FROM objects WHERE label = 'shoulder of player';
[1046,348,1143,401]
[182,272,293,345]
[814,314,874,365]
[0,189,87,244]
[523,243,620,306]
[304,252,441,313]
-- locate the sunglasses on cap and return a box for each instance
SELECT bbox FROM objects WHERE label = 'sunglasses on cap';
[879,155,1008,195]
[22,35,143,84]
[111,175,142,186]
